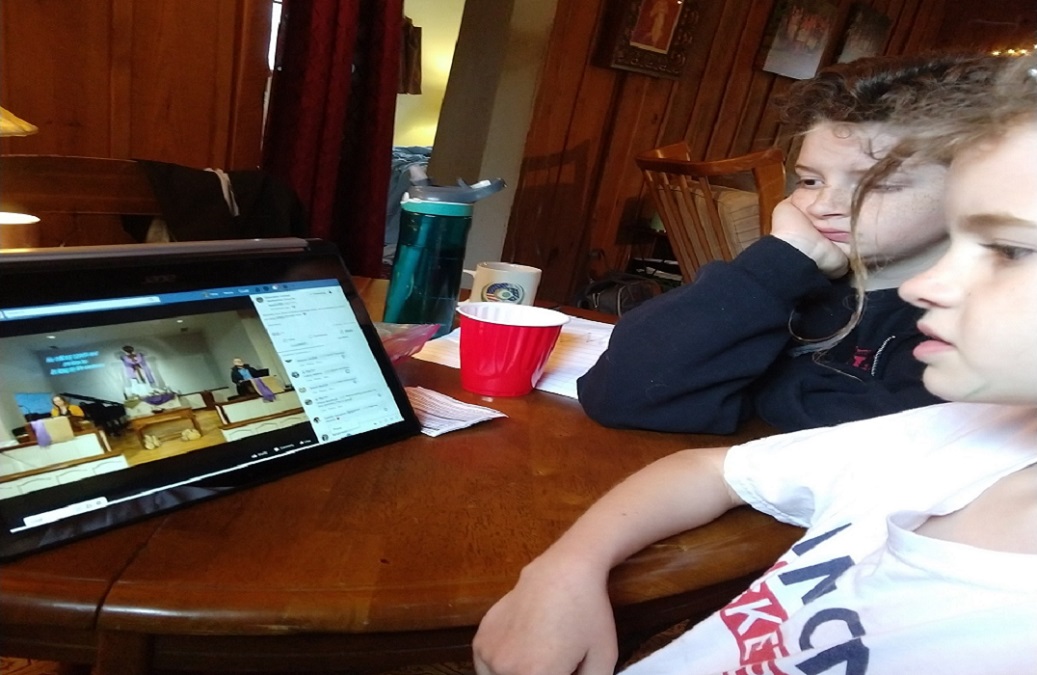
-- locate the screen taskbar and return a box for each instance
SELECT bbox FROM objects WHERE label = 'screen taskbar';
[0,279,341,321]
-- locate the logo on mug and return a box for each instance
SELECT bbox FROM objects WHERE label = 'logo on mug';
[482,282,524,303]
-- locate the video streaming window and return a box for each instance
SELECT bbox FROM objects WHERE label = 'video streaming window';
[0,279,404,508]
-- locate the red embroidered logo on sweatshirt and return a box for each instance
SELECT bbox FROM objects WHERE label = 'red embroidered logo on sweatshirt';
[850,347,874,371]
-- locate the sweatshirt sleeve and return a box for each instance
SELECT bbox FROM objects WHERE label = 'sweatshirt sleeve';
[576,237,831,434]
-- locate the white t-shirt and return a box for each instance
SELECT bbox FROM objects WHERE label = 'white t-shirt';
[622,402,1037,675]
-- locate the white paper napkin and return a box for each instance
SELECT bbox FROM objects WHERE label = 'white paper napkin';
[405,386,507,437]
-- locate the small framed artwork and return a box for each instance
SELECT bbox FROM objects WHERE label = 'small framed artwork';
[757,0,838,80]
[836,3,891,63]
[596,0,700,79]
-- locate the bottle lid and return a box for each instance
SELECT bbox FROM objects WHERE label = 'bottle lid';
[401,197,474,217]
[406,178,506,204]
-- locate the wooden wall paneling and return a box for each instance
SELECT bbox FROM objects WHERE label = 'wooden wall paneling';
[657,0,726,147]
[503,0,596,261]
[1,0,266,169]
[503,0,614,302]
[532,63,619,301]
[226,0,272,169]
[507,0,601,175]
[585,75,676,278]
[621,80,684,267]
[0,0,114,157]
[750,76,792,156]
[130,0,236,167]
[732,73,777,152]
[644,73,684,155]
[705,0,777,158]
[934,0,1036,51]
[863,0,896,61]
[884,0,923,55]
[1,7,12,154]
[111,0,135,158]
[681,0,763,160]
[901,0,946,54]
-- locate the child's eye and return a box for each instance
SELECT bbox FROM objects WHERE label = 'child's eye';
[982,243,1034,261]
[872,183,906,193]
[794,177,822,189]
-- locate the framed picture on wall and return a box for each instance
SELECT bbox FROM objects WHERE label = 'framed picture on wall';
[836,3,891,63]
[757,0,838,80]
[596,0,700,79]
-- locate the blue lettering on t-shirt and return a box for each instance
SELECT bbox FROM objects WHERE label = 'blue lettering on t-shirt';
[797,608,870,674]
[778,556,854,603]
[792,524,851,555]
[780,525,854,604]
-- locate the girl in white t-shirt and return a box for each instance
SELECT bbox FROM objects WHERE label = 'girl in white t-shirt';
[472,54,1037,675]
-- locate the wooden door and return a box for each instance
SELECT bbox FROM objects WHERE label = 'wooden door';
[0,0,271,170]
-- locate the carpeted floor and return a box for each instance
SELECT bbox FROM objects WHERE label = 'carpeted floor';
[0,621,688,674]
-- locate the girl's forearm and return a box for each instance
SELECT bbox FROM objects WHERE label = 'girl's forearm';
[535,446,741,576]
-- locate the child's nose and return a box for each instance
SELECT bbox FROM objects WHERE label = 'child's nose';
[899,256,959,308]
[803,185,851,219]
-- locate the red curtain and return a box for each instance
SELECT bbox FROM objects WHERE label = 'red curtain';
[262,0,402,278]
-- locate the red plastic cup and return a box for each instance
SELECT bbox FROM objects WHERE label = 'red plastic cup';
[456,302,570,396]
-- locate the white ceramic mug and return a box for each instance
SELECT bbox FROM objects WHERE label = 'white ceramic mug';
[463,262,542,305]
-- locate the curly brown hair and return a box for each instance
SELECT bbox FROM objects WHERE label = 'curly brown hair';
[786,52,1008,351]
[829,54,1035,350]
[857,53,1036,184]
[779,52,1005,134]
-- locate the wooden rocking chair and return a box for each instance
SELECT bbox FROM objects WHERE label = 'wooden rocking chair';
[635,143,786,283]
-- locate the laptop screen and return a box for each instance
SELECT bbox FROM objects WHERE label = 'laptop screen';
[0,239,419,560]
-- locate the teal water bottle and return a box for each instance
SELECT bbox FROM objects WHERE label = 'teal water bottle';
[383,199,473,338]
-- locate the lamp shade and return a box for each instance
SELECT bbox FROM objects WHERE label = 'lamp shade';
[0,106,39,137]
[0,110,43,240]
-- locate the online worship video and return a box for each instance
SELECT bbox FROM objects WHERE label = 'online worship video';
[0,280,404,504]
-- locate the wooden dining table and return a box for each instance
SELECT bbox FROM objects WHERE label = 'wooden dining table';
[0,277,802,674]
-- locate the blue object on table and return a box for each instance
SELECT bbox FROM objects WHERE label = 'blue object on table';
[383,198,474,338]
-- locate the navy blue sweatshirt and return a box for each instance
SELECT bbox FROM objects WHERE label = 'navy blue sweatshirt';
[576,236,942,434]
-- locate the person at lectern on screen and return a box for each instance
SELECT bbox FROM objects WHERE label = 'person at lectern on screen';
[231,357,274,400]
[230,357,262,382]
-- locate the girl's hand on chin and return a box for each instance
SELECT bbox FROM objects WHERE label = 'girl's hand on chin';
[771,199,850,279]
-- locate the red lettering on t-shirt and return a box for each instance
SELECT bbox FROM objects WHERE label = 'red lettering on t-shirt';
[719,562,791,669]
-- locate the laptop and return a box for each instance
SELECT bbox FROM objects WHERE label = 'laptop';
[0,238,420,561]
